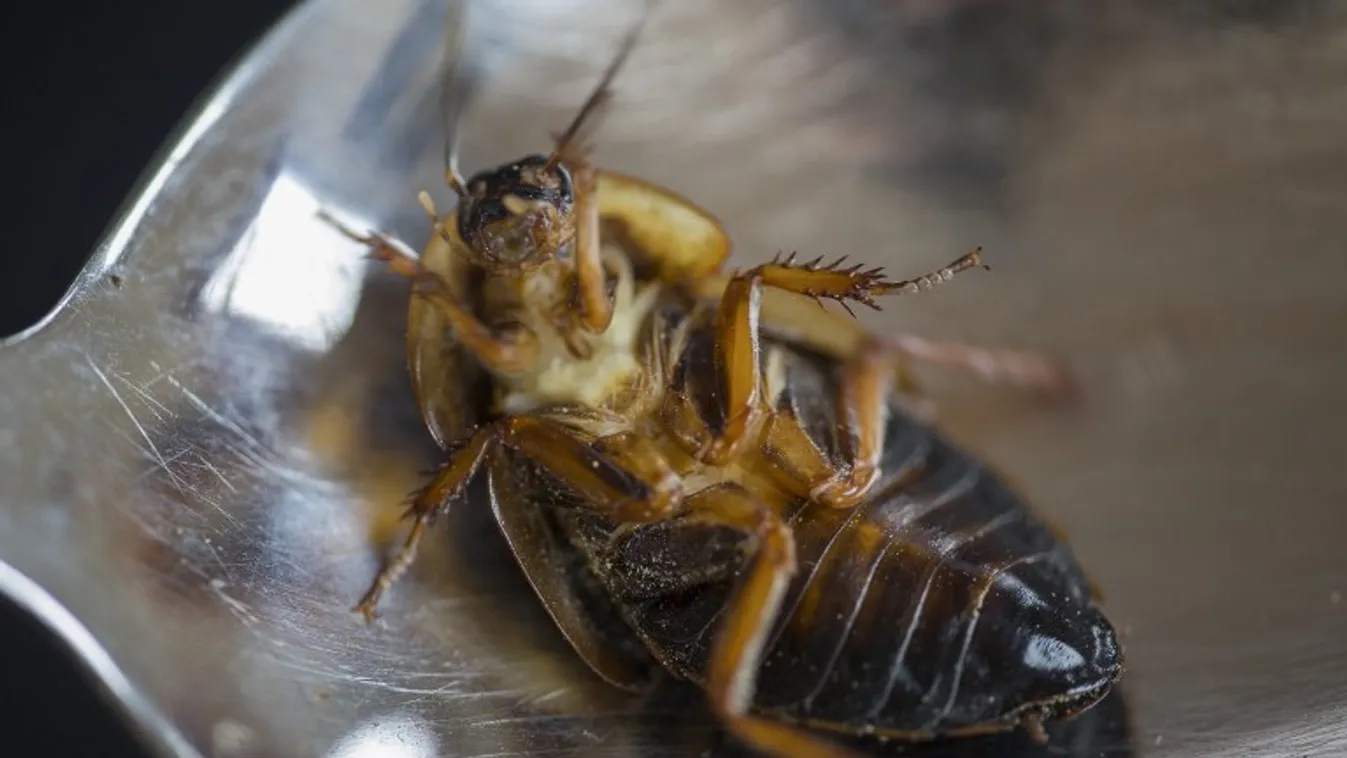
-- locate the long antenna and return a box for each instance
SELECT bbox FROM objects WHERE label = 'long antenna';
[440,0,477,197]
[544,1,657,172]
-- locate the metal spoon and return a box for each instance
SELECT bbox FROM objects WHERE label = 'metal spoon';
[2,1,1345,756]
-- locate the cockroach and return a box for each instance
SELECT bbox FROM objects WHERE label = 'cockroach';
[326,6,1123,757]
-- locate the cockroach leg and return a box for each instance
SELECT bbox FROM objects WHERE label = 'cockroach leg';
[688,483,863,758]
[763,338,1067,511]
[750,257,997,509]
[320,212,540,374]
[541,3,649,333]
[355,516,430,623]
[355,425,495,621]
[697,256,926,465]
[812,340,903,508]
[759,337,917,509]
[330,220,540,375]
[698,273,766,465]
[567,155,615,335]
[409,275,540,376]
[356,415,683,620]
[882,333,1077,398]
[869,247,988,297]
[865,247,1073,396]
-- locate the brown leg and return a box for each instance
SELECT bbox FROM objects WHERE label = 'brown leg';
[755,335,912,510]
[686,254,993,511]
[406,273,539,375]
[321,214,539,375]
[354,425,492,621]
[553,235,638,360]
[699,272,765,464]
[861,246,1073,396]
[685,484,863,758]
[538,0,650,334]
[355,415,683,621]
[750,270,1069,513]
[766,327,1067,512]
[815,338,907,509]
[697,252,978,465]
[882,333,1076,397]
[568,156,615,335]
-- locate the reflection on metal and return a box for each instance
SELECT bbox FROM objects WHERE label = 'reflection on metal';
[326,715,438,758]
[200,171,368,352]
[1,0,1346,757]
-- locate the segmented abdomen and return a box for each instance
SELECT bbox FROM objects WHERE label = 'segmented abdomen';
[610,344,1120,735]
[758,416,1113,733]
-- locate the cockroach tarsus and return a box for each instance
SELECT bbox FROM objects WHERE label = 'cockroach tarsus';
[323,7,1122,758]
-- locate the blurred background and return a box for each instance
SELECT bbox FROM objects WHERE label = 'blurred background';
[3,1,1345,757]
[2,3,297,754]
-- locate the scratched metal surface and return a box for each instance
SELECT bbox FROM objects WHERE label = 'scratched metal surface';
[2,0,1346,756]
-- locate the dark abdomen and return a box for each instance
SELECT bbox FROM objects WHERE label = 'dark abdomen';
[592,344,1122,736]
[756,425,1119,734]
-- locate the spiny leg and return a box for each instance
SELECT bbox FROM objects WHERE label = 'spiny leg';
[759,256,1071,509]
[696,251,981,465]
[320,213,540,375]
[355,415,683,620]
[768,247,986,315]
[866,248,1072,396]
[743,247,1074,402]
[762,253,1062,509]
[686,484,863,758]
[355,430,485,622]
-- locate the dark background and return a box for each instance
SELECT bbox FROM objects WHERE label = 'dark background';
[1,1,1336,757]
[1,2,296,754]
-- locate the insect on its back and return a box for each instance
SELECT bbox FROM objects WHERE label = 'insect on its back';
[328,5,1124,757]
[557,336,1121,740]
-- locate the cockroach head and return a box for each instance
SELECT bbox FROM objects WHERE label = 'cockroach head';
[456,154,574,272]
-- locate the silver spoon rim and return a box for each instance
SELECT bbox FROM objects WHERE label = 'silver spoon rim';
[0,3,321,756]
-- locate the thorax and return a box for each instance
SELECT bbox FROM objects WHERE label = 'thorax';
[488,251,664,418]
